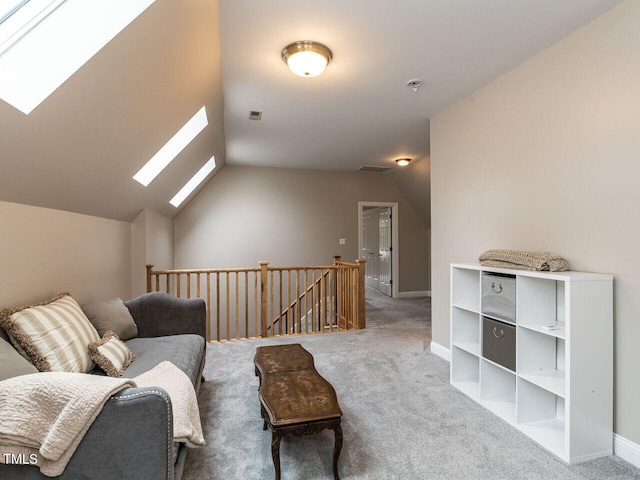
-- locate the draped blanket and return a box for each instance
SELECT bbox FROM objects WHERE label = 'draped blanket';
[133,361,205,448]
[0,361,204,477]
[0,372,134,476]
[479,249,569,272]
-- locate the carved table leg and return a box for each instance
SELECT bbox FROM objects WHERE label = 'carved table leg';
[333,422,343,480]
[271,431,282,480]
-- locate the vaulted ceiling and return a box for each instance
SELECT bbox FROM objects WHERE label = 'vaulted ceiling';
[0,0,624,222]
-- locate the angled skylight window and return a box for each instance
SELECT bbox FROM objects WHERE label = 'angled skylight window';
[170,157,216,208]
[133,106,209,187]
[0,0,66,55]
[0,0,156,114]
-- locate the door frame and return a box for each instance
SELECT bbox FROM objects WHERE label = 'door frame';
[358,201,399,298]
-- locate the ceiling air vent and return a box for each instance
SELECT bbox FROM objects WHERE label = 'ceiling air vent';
[249,110,262,120]
[357,165,390,174]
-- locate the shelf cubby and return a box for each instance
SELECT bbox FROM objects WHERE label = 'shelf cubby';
[451,267,480,312]
[480,359,516,423]
[451,307,480,356]
[451,346,480,400]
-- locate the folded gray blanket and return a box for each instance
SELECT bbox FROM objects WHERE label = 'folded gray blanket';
[479,249,569,272]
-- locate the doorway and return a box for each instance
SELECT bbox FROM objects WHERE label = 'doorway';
[358,202,399,297]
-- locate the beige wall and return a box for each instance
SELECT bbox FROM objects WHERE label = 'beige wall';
[174,165,429,294]
[0,201,131,307]
[131,209,174,297]
[431,0,639,443]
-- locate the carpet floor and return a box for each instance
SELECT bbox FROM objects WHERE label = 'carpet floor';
[183,288,640,479]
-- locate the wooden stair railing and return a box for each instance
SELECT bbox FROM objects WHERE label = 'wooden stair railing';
[145,256,366,342]
[266,268,332,335]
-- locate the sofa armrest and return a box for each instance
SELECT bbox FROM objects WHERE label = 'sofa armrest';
[0,387,175,480]
[124,292,206,340]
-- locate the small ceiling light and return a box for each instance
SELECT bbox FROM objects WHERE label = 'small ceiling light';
[396,158,411,167]
[282,40,332,78]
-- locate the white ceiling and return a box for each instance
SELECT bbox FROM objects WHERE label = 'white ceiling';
[219,0,623,171]
[0,0,625,222]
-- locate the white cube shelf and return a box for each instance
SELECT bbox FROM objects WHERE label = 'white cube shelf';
[450,263,613,463]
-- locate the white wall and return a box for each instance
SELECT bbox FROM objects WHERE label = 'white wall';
[431,0,639,445]
[0,201,131,306]
[174,165,429,294]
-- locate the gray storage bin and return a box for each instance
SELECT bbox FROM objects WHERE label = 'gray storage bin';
[482,317,516,371]
[482,273,516,321]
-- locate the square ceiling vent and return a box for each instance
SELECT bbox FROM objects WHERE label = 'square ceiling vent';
[357,165,390,173]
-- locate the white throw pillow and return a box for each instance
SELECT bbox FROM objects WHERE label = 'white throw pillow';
[88,331,135,377]
[0,293,100,373]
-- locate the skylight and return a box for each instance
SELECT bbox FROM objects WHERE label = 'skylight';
[0,0,66,55]
[170,157,216,208]
[133,106,209,187]
[0,0,156,114]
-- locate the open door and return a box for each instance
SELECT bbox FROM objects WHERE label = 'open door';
[378,207,392,296]
[360,206,393,296]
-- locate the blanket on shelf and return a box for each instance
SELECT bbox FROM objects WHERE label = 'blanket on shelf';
[0,372,134,476]
[479,249,569,272]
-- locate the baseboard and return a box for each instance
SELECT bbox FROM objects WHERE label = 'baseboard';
[614,433,640,468]
[397,290,430,298]
[429,341,451,362]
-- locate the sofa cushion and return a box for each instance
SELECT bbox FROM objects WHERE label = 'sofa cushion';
[0,293,100,373]
[89,331,136,377]
[81,298,138,340]
[0,337,38,381]
[119,335,205,387]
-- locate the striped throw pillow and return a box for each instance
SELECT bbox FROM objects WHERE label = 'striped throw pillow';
[88,331,135,377]
[0,293,100,373]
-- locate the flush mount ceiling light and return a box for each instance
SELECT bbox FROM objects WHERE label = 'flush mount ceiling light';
[396,158,411,167]
[281,40,332,78]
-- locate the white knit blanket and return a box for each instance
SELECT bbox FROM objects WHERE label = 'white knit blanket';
[0,372,135,476]
[0,361,204,477]
[132,361,205,448]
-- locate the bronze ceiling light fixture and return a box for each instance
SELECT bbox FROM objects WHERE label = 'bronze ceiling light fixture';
[282,40,332,77]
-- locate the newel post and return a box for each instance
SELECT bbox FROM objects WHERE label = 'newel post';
[146,265,154,293]
[356,259,366,329]
[259,261,269,337]
[333,256,341,265]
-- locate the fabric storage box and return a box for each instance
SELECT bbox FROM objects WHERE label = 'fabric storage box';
[481,273,516,322]
[482,317,516,371]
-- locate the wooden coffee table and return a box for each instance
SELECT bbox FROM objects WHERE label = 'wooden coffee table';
[254,344,343,480]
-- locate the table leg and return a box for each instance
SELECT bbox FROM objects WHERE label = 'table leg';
[271,432,282,480]
[333,423,343,480]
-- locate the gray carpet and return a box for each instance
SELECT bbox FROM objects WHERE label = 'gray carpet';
[183,289,640,479]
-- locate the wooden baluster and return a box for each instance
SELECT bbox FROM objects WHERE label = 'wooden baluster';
[287,270,292,333]
[146,265,154,293]
[177,273,181,297]
[235,272,239,340]
[216,272,221,341]
[270,271,274,335]
[254,271,258,338]
[296,269,301,334]
[245,272,249,339]
[356,259,366,329]
[206,272,211,342]
[304,269,309,334]
[311,269,317,332]
[187,273,191,299]
[224,272,231,340]
[320,270,326,332]
[259,261,269,338]
[279,271,283,335]
[197,273,201,298]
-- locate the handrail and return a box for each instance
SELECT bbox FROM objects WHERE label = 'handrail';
[145,256,366,342]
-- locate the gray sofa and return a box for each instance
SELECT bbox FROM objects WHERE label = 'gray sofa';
[0,292,207,480]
